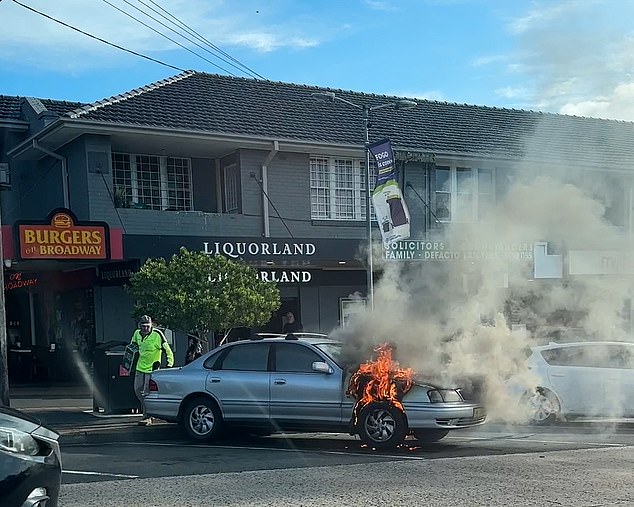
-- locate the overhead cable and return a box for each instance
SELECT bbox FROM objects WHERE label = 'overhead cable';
[140,0,266,80]
[10,0,185,72]
[101,0,238,76]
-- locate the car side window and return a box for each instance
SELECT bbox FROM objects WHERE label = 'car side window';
[541,346,592,367]
[275,343,323,373]
[542,345,633,369]
[607,345,634,369]
[213,343,270,371]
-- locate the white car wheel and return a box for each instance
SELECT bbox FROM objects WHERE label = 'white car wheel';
[524,389,559,425]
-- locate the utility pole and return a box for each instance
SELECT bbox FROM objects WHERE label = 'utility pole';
[0,201,8,407]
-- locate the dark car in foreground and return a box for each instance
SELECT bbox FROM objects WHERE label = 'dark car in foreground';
[145,334,486,449]
[0,406,62,507]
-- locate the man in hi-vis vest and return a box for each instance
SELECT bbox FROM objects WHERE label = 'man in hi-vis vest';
[131,315,174,426]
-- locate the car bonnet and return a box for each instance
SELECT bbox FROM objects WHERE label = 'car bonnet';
[0,406,58,439]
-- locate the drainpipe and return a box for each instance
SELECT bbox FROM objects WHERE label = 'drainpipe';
[261,141,279,238]
[32,140,69,208]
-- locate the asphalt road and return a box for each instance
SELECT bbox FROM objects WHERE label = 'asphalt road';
[58,422,634,506]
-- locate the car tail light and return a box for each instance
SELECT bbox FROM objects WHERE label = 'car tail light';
[149,379,159,392]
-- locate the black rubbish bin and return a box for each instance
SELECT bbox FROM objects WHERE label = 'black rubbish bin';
[93,341,141,415]
[8,348,33,383]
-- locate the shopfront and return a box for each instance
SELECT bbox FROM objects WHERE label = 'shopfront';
[122,235,368,335]
[4,208,123,384]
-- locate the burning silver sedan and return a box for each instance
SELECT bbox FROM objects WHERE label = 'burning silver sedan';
[144,334,486,449]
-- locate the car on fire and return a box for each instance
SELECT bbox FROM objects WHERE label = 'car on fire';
[144,333,486,449]
[0,405,62,507]
[515,340,634,424]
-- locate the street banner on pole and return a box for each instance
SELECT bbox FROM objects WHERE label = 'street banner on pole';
[367,138,411,245]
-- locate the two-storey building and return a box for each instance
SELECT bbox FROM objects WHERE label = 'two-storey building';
[2,70,634,383]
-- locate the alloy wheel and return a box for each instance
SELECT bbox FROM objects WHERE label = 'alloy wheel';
[189,404,216,436]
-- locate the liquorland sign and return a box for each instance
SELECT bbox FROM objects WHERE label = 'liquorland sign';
[203,241,316,258]
[17,208,109,260]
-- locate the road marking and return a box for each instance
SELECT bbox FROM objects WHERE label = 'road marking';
[114,441,431,459]
[63,470,139,479]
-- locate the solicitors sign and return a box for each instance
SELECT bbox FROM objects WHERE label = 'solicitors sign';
[384,240,533,261]
[17,208,109,260]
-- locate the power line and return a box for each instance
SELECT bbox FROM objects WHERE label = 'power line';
[11,0,185,72]
[139,0,266,80]
[101,0,238,76]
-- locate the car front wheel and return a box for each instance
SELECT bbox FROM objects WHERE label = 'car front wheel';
[357,402,407,450]
[182,397,223,441]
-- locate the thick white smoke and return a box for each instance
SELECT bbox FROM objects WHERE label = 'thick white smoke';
[333,117,634,425]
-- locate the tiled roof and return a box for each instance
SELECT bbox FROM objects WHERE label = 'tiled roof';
[40,98,86,116]
[0,95,85,121]
[0,96,22,120]
[63,71,634,168]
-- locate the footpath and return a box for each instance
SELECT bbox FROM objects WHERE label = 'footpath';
[8,383,180,445]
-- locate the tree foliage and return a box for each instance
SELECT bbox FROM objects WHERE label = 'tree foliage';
[126,247,281,338]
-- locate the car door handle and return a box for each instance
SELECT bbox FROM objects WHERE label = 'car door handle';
[274,379,286,385]
[551,373,565,377]
[209,377,221,383]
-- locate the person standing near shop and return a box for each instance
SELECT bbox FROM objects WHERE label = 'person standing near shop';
[283,312,303,334]
[131,315,174,426]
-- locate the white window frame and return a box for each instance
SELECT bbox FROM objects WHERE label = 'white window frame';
[434,164,495,222]
[310,155,375,221]
[112,152,193,211]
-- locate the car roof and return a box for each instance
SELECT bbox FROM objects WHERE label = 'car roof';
[532,340,634,351]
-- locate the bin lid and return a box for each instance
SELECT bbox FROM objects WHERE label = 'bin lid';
[95,340,128,352]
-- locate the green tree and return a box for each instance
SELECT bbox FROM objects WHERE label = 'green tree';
[126,247,280,346]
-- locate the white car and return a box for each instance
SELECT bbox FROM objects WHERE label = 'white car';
[519,341,634,424]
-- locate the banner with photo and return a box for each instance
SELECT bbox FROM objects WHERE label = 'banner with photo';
[367,138,411,245]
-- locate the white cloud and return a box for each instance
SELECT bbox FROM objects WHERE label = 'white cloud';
[229,32,318,53]
[363,1,397,11]
[494,86,530,100]
[471,54,507,68]
[559,82,634,121]
[504,0,634,120]
[0,0,324,71]
[387,89,447,102]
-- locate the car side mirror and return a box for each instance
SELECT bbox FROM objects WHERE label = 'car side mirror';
[312,361,333,374]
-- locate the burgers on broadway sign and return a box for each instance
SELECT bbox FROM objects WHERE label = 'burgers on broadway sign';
[17,208,110,260]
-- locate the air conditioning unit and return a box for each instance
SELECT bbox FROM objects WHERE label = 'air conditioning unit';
[0,163,10,187]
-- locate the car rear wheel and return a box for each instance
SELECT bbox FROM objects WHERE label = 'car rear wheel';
[523,388,560,425]
[182,397,223,441]
[357,402,407,450]
[413,429,449,443]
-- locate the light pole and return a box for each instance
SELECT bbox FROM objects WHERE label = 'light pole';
[311,91,416,311]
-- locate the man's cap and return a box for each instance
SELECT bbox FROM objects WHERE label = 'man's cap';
[139,315,152,324]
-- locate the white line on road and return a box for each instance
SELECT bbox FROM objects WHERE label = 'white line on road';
[113,441,431,460]
[63,470,139,479]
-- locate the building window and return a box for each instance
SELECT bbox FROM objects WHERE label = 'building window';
[310,156,375,220]
[222,163,240,213]
[112,152,193,211]
[434,165,495,222]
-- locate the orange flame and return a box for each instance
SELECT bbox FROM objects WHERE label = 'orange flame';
[347,343,415,424]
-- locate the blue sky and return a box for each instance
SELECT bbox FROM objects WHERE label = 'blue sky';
[1,0,634,120]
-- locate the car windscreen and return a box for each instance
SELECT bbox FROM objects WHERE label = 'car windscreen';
[313,342,343,366]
